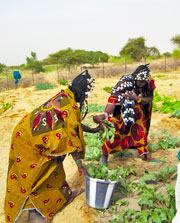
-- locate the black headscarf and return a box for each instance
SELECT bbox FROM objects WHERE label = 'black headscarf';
[69,70,95,120]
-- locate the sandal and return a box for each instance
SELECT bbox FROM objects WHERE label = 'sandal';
[151,158,162,163]
[100,159,108,166]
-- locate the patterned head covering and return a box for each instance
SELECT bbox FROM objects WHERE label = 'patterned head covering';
[69,70,95,120]
[133,64,151,82]
[71,70,95,94]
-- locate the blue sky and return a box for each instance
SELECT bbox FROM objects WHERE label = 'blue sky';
[0,0,180,65]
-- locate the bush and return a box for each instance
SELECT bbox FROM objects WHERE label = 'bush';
[170,108,180,118]
[59,78,68,86]
[35,82,56,90]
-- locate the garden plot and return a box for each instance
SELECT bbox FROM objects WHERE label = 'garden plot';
[0,72,180,223]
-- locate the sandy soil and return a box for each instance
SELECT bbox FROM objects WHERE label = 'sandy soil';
[0,72,180,223]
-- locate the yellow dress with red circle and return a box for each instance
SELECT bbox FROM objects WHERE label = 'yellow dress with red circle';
[4,88,85,223]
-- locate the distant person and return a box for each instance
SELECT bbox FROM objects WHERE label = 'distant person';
[93,64,159,166]
[4,70,101,223]
[13,70,21,85]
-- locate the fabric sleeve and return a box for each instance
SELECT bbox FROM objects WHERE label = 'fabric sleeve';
[107,95,119,104]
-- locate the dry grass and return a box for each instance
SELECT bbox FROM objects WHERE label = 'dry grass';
[0,58,180,90]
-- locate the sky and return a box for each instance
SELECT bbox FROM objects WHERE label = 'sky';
[0,0,180,66]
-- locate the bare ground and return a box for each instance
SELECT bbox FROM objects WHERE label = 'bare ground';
[0,71,180,223]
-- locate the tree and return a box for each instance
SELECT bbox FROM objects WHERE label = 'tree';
[171,48,180,59]
[72,49,88,66]
[49,48,74,70]
[148,47,160,57]
[171,34,180,47]
[49,48,109,68]
[163,52,171,57]
[0,63,6,73]
[120,37,150,61]
[26,51,44,73]
[119,37,160,61]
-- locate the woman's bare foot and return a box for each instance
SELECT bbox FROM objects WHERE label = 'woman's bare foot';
[100,154,108,166]
[144,153,161,162]
[29,210,53,223]
[67,188,85,204]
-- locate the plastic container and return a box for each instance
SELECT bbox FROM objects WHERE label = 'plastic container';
[85,174,121,209]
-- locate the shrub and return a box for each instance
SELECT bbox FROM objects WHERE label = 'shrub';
[170,108,180,118]
[35,82,56,90]
[2,103,11,111]
[59,78,68,86]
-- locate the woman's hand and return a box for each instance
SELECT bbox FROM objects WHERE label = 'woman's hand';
[90,124,103,133]
[93,115,102,123]
[122,90,139,101]
[78,166,88,176]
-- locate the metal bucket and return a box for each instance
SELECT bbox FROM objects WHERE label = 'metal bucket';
[85,174,121,209]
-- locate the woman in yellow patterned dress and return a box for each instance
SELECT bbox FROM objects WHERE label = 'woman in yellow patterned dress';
[93,64,158,166]
[4,70,100,223]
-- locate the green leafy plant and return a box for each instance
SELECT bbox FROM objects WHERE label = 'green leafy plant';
[59,78,68,86]
[153,92,163,102]
[148,140,159,152]
[152,93,180,114]
[158,134,180,149]
[1,102,12,111]
[160,96,180,113]
[110,184,176,223]
[84,132,102,161]
[35,82,56,90]
[85,162,120,181]
[152,101,159,112]
[152,92,163,112]
[156,74,166,78]
[99,120,115,144]
[116,165,137,195]
[103,86,113,93]
[170,108,180,118]
[88,104,105,113]
[140,165,177,183]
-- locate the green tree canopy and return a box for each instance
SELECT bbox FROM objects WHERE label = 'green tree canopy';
[49,48,74,70]
[0,63,6,73]
[163,52,171,57]
[26,51,44,73]
[171,34,180,47]
[48,48,109,68]
[119,37,160,61]
[171,48,180,59]
[148,47,160,57]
